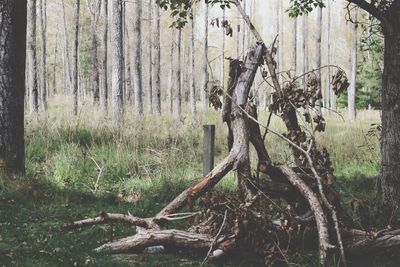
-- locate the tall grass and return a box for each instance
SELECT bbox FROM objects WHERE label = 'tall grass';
[22,96,381,200]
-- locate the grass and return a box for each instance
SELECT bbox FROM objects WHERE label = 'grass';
[0,96,382,266]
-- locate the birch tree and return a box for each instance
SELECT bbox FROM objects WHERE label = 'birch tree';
[133,0,143,116]
[72,0,80,116]
[153,0,161,115]
[101,0,108,112]
[27,0,38,113]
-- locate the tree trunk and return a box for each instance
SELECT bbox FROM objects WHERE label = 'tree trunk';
[168,31,174,114]
[27,0,38,113]
[61,0,72,94]
[72,0,80,116]
[348,8,358,121]
[174,29,182,120]
[133,0,143,116]
[314,7,322,114]
[189,10,196,118]
[0,0,27,174]
[101,0,108,113]
[302,14,308,88]
[201,2,209,109]
[152,1,161,115]
[39,0,47,110]
[221,8,226,88]
[52,30,58,95]
[111,0,124,124]
[147,0,153,114]
[89,0,101,104]
[290,16,297,76]
[380,19,400,209]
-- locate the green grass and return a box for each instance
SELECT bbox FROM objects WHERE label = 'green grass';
[0,97,382,266]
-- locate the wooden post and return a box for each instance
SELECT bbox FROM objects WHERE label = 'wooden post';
[203,125,215,176]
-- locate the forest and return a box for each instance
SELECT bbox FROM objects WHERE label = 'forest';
[0,0,399,266]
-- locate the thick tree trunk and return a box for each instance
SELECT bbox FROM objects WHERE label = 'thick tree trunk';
[153,1,161,115]
[168,32,174,114]
[380,26,400,209]
[39,0,47,110]
[27,0,38,113]
[101,0,108,113]
[72,0,80,116]
[111,0,124,124]
[348,8,358,121]
[0,0,27,174]
[133,0,143,116]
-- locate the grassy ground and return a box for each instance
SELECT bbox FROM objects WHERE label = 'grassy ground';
[0,97,382,266]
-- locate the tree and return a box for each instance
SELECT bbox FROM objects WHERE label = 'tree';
[101,0,108,113]
[147,0,153,114]
[0,0,27,174]
[111,0,124,124]
[27,0,38,113]
[39,0,47,110]
[61,0,72,95]
[72,0,80,116]
[174,29,182,120]
[133,0,143,116]
[288,0,400,209]
[348,8,358,121]
[153,0,161,115]
[189,10,196,117]
[88,0,101,104]
[201,2,209,109]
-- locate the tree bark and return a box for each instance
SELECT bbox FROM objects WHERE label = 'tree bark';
[39,0,47,110]
[133,0,143,116]
[174,29,182,120]
[189,10,196,118]
[111,0,124,124]
[147,0,153,114]
[380,16,400,209]
[101,0,108,113]
[314,7,322,114]
[153,0,161,115]
[0,0,27,174]
[168,31,174,114]
[88,0,101,104]
[348,8,358,121]
[72,0,80,116]
[27,0,38,113]
[201,2,209,109]
[61,0,72,94]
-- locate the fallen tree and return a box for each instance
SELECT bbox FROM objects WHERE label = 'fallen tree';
[63,1,400,266]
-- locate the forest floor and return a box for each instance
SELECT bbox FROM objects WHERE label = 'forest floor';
[0,97,382,266]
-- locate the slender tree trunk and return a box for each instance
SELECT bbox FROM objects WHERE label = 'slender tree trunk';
[89,0,101,104]
[147,0,153,114]
[315,7,322,113]
[101,0,108,113]
[72,0,80,116]
[111,0,124,124]
[39,0,47,110]
[153,1,161,115]
[0,0,27,174]
[27,0,38,113]
[221,8,226,88]
[174,29,182,120]
[201,2,209,109]
[168,31,174,114]
[190,10,196,117]
[133,0,143,116]
[302,14,308,88]
[61,0,72,93]
[290,16,297,76]
[278,0,283,81]
[52,29,58,95]
[348,9,358,121]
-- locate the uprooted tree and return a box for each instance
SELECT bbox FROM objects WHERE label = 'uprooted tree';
[63,1,400,265]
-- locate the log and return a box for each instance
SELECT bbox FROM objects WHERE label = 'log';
[94,229,236,256]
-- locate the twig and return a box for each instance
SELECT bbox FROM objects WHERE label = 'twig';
[90,156,103,194]
[201,210,228,266]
